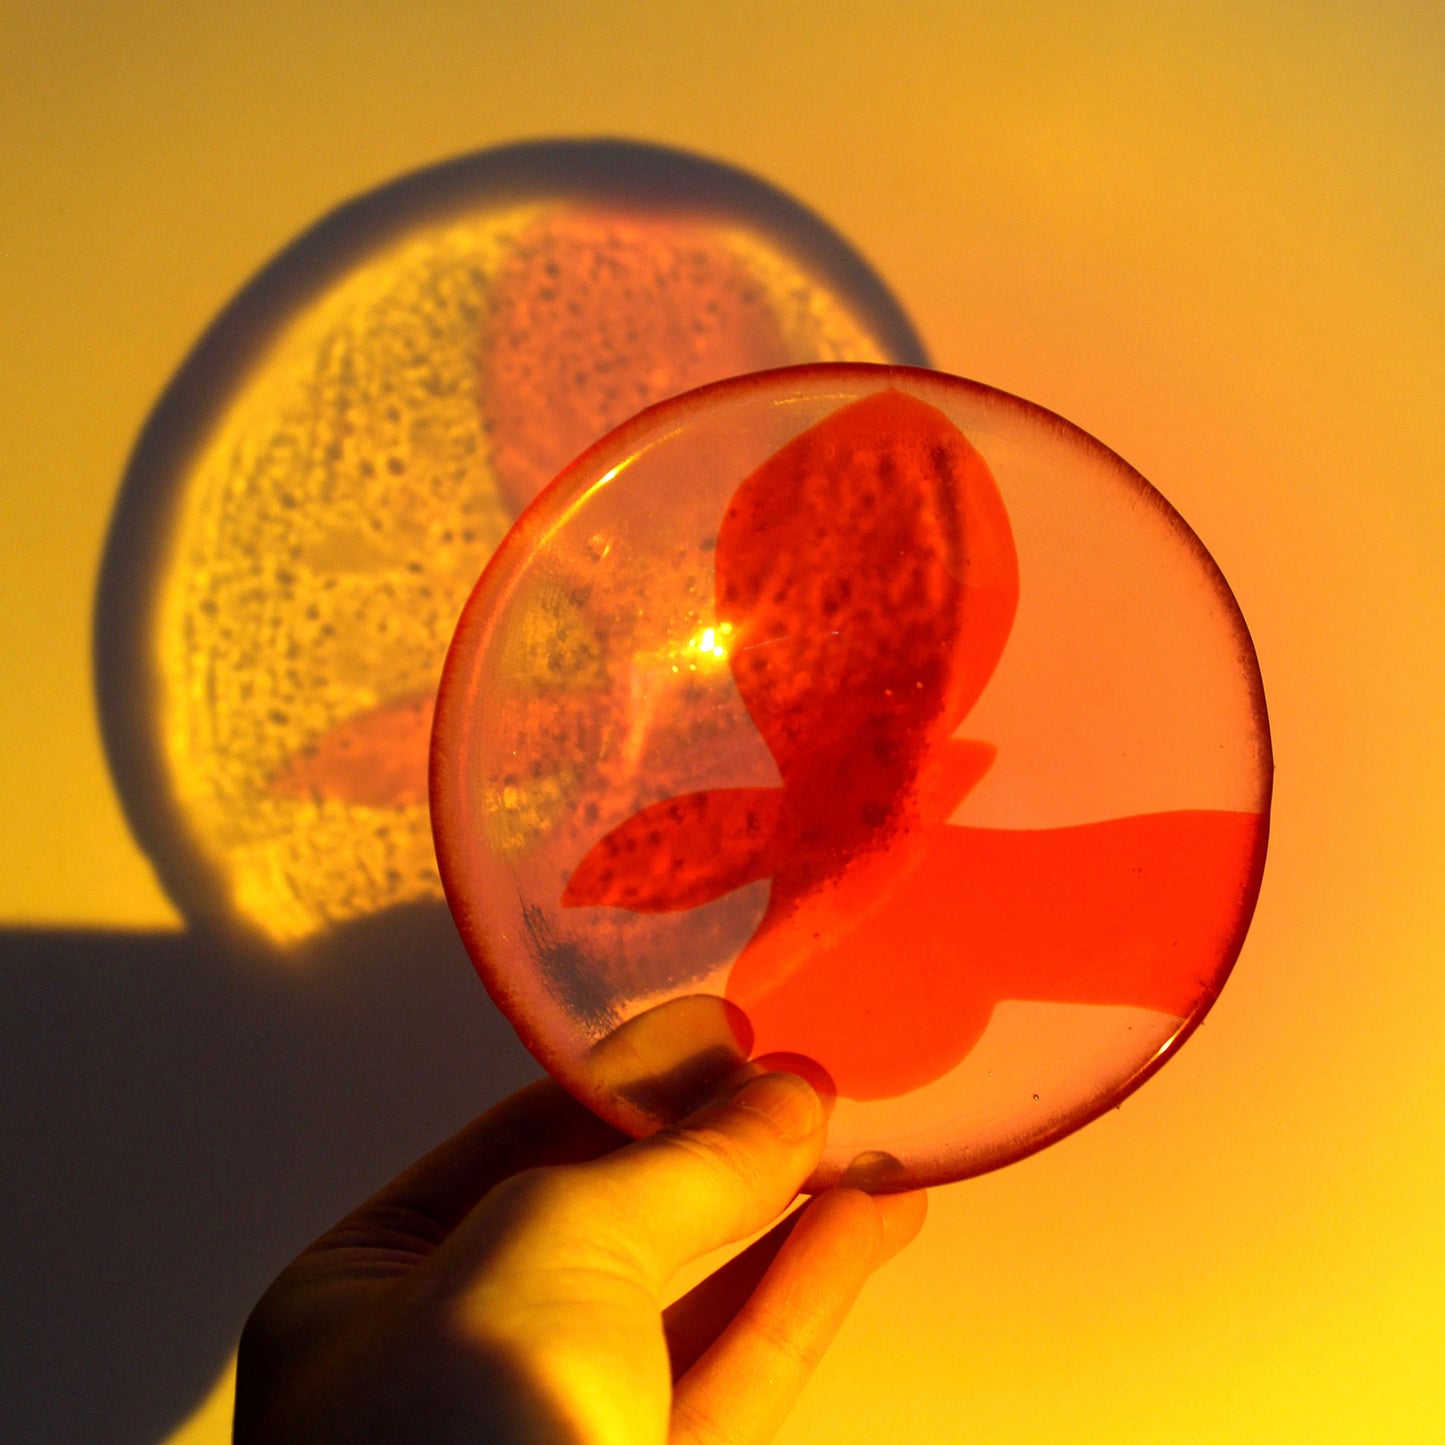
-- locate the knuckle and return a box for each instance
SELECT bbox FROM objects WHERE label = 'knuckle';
[483,1163,580,1227]
[659,1119,771,1197]
[741,1297,820,1375]
[671,1393,740,1445]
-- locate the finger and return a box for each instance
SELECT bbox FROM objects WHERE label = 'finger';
[664,1160,926,1377]
[664,1206,805,1379]
[447,1071,828,1298]
[582,1070,830,1291]
[329,1079,627,1245]
[670,1186,928,1445]
[862,1186,929,1266]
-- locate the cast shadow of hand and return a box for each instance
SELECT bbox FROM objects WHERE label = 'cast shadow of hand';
[0,904,540,1445]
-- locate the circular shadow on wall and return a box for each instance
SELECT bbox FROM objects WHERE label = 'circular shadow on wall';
[94,137,929,955]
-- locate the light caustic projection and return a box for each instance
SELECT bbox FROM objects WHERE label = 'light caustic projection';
[99,141,925,945]
[432,366,1271,1189]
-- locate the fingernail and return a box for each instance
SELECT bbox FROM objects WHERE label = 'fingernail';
[751,1051,836,1113]
[727,1071,826,1143]
[840,1150,908,1193]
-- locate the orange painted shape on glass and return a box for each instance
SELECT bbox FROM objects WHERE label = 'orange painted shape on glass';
[564,390,1016,914]
[560,787,784,913]
[561,392,1016,914]
[713,389,1016,825]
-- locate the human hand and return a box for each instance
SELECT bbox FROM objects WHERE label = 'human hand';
[235,1071,926,1445]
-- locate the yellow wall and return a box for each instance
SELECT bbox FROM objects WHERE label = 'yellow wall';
[4,3,1441,1441]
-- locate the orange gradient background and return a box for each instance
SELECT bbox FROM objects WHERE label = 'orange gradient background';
[3,3,1441,1442]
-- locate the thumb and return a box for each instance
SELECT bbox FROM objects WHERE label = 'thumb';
[444,1072,829,1302]
[583,1070,830,1290]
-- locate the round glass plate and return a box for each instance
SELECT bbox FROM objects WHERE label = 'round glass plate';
[432,363,1272,1188]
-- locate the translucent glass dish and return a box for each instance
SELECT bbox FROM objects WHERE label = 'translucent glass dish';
[431,363,1272,1188]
